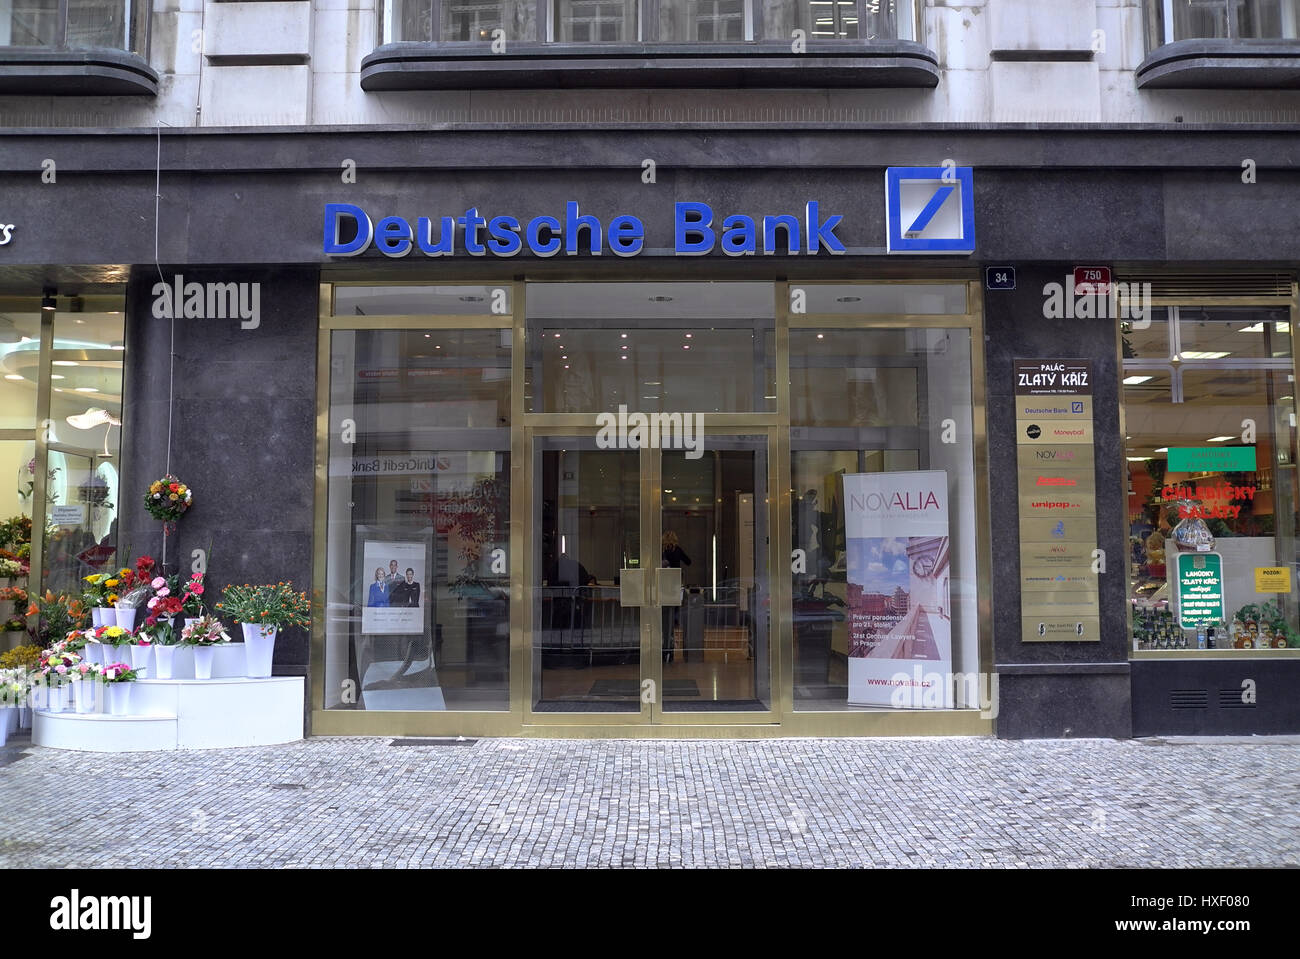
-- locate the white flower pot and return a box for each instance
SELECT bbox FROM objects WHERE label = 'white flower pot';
[83,641,101,665]
[74,681,98,713]
[114,605,137,632]
[107,683,131,716]
[129,644,152,675]
[192,645,216,680]
[153,645,176,680]
[0,714,6,747]
[92,607,112,628]
[17,706,30,729]
[241,624,278,678]
[47,684,65,713]
[4,706,16,733]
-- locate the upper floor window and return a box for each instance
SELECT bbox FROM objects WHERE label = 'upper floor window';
[1147,0,1300,49]
[379,0,919,43]
[0,0,148,53]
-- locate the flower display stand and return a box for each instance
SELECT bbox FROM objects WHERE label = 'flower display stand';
[32,676,303,751]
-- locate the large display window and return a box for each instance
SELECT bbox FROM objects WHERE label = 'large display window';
[1123,304,1300,653]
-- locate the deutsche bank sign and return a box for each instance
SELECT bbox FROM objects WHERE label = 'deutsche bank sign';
[885,166,976,255]
[322,168,975,258]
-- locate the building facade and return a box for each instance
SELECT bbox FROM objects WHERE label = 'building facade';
[2,0,1299,738]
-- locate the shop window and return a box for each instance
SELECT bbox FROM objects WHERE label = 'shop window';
[0,0,155,95]
[789,325,981,711]
[1147,0,1300,46]
[1124,306,1300,652]
[324,328,512,712]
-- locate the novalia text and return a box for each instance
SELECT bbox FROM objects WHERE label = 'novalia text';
[323,201,846,258]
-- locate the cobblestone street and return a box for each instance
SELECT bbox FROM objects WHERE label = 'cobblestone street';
[3,734,1296,869]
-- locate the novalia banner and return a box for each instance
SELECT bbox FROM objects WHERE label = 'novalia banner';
[843,470,953,707]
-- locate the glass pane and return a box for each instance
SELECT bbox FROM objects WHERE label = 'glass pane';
[791,328,980,711]
[525,282,776,414]
[1177,307,1293,361]
[659,0,745,41]
[332,285,511,317]
[385,0,435,41]
[1172,0,1230,39]
[441,0,538,41]
[555,0,638,41]
[800,283,967,316]
[42,307,125,596]
[0,313,41,429]
[1122,307,1173,361]
[67,0,130,49]
[1,0,60,46]
[325,329,511,711]
[761,0,859,39]
[1235,0,1300,38]
[1124,366,1300,648]
[533,441,641,712]
[662,437,770,711]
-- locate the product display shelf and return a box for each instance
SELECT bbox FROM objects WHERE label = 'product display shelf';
[32,676,304,752]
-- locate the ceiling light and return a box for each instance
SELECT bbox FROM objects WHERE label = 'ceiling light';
[110,343,125,351]
[1126,456,1150,462]
[1207,436,1235,442]
[816,333,824,339]
[50,374,64,380]
[41,289,56,312]
[1180,351,1230,360]
[1238,322,1290,333]
[620,333,628,339]
[66,408,122,429]
[685,333,692,338]
[1122,375,1153,385]
[74,387,97,392]
[3,374,22,381]
[53,360,78,367]
[1154,447,1168,453]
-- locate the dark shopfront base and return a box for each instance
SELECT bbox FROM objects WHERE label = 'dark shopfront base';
[1130,659,1300,736]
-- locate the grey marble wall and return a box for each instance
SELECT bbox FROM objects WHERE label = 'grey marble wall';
[984,264,1133,739]
[119,267,319,686]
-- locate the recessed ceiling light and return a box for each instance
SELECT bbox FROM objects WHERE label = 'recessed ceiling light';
[1154,447,1168,453]
[620,333,628,339]
[75,387,97,392]
[110,344,125,351]
[53,360,78,367]
[1126,456,1149,462]
[1180,351,1230,360]
[685,333,692,338]
[3,374,22,381]
[50,374,65,380]
[816,333,824,339]
[1207,436,1235,442]
[1122,375,1153,385]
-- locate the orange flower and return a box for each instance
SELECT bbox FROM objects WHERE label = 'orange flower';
[25,603,37,616]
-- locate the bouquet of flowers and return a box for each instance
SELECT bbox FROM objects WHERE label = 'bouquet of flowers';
[25,590,88,645]
[217,582,311,632]
[144,475,193,523]
[180,615,229,646]
[97,624,134,650]
[99,663,139,684]
[39,647,83,685]
[60,629,89,654]
[67,661,102,687]
[0,585,27,605]
[0,557,25,578]
[179,572,206,618]
[0,644,41,670]
[144,574,184,627]
[82,572,113,606]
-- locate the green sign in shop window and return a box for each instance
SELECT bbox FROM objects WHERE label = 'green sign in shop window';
[1166,446,1257,473]
[1176,551,1226,628]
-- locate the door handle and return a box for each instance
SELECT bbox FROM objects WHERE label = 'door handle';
[619,568,646,607]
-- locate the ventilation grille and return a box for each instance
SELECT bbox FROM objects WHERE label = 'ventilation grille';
[1119,272,1293,298]
[1170,688,1209,709]
[1218,688,1256,709]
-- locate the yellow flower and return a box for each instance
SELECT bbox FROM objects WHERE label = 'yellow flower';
[105,579,118,588]
[168,493,178,501]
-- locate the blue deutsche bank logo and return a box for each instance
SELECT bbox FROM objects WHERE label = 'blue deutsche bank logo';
[885,167,976,254]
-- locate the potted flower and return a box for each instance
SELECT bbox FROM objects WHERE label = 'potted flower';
[180,572,206,628]
[218,582,310,678]
[83,573,115,627]
[114,584,150,633]
[180,615,230,679]
[99,624,134,664]
[0,556,25,587]
[99,662,139,715]
[38,647,81,713]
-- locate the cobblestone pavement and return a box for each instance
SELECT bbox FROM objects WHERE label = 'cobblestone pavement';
[2,733,1297,868]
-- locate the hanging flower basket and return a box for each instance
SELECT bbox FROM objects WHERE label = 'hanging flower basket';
[144,475,193,535]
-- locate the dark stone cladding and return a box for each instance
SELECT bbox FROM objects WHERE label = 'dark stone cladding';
[360,40,939,90]
[0,47,158,96]
[1137,38,1300,89]
[119,268,318,700]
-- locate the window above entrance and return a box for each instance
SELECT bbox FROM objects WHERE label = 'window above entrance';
[361,0,937,90]
[0,0,157,95]
[1137,0,1300,88]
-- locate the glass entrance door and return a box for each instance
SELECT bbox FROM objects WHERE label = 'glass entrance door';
[526,430,774,723]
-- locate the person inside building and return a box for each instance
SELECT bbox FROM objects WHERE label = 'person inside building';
[662,531,691,663]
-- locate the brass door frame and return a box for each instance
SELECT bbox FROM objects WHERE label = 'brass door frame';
[520,424,781,726]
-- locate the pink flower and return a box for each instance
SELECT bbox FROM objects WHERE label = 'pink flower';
[55,665,67,674]
[157,587,170,598]
[193,585,204,595]
[147,597,159,609]
[152,577,166,589]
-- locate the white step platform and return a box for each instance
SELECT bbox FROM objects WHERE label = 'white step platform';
[32,676,304,752]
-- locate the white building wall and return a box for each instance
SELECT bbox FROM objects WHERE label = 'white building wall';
[3,0,1300,127]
